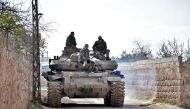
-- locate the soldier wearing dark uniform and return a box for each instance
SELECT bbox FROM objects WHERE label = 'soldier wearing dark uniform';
[93,36,107,54]
[93,36,110,60]
[66,32,77,47]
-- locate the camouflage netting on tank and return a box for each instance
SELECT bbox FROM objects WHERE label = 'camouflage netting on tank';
[0,32,33,109]
[119,56,190,107]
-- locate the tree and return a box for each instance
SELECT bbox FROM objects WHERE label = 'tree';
[185,38,190,61]
[0,1,54,54]
[117,40,152,62]
[120,50,127,58]
[157,37,185,58]
[157,42,172,57]
[0,1,26,40]
[132,40,152,59]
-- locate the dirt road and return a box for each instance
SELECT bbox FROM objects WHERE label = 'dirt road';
[42,103,183,109]
[42,98,183,109]
[43,104,152,109]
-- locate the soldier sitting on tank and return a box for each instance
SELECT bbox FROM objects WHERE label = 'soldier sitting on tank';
[66,31,77,47]
[79,44,95,72]
[92,36,110,60]
[63,31,78,57]
[79,44,90,64]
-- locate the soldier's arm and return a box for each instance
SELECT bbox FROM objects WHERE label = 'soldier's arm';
[66,37,70,46]
[92,41,97,50]
[104,41,107,50]
[73,37,77,46]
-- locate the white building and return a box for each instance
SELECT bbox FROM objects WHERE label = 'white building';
[40,52,51,73]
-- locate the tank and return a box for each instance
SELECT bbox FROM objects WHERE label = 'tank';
[42,46,125,108]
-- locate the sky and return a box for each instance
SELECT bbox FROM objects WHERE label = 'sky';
[14,0,190,57]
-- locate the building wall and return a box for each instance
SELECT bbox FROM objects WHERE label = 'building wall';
[0,32,33,109]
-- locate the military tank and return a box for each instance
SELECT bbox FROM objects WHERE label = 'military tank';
[42,46,125,108]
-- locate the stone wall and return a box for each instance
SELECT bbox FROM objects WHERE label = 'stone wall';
[0,32,33,109]
[181,62,190,107]
[155,57,182,104]
[119,56,190,107]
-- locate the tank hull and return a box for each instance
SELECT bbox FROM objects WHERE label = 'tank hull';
[46,71,122,98]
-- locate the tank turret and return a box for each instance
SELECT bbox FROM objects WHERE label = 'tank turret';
[49,46,118,72]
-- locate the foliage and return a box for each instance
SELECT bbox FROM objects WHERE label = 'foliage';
[157,37,190,61]
[157,38,178,57]
[157,42,172,57]
[0,1,52,54]
[132,40,152,59]
[40,37,48,53]
[26,102,42,109]
[0,2,26,40]
[185,38,190,61]
[116,40,152,62]
[153,98,176,105]
[0,1,32,54]
[114,37,190,62]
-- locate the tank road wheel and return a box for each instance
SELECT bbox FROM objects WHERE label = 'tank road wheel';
[110,81,125,107]
[47,82,62,108]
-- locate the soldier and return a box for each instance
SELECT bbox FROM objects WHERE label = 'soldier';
[66,31,77,47]
[93,36,107,54]
[79,44,90,64]
[93,36,110,60]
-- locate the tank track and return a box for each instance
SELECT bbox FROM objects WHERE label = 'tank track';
[110,81,125,107]
[47,82,62,108]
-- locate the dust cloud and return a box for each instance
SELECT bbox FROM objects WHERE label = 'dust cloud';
[118,62,156,105]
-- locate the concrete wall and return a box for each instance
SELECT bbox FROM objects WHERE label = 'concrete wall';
[0,32,33,109]
[119,56,190,107]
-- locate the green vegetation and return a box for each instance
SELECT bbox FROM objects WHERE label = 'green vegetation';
[0,1,33,53]
[114,38,190,62]
[26,102,42,109]
[0,1,52,54]
[0,6,26,40]
[153,98,176,105]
